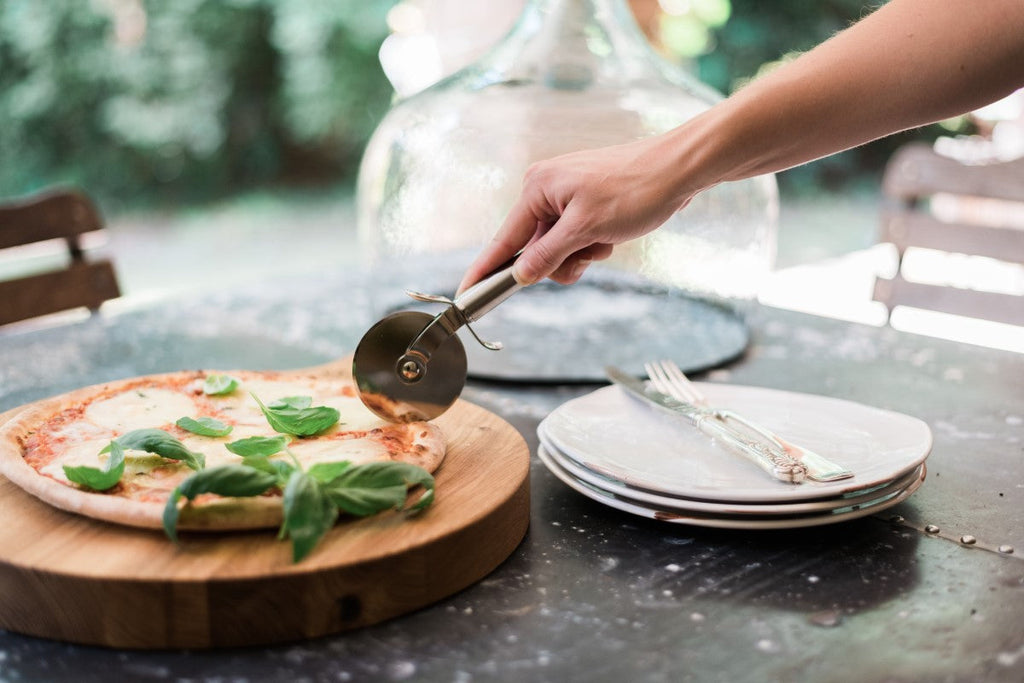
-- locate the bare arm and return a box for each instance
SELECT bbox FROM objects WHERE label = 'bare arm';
[459,0,1024,291]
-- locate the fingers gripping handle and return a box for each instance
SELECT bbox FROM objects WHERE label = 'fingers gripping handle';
[453,253,525,323]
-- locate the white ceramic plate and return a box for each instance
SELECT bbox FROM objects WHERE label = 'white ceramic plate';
[537,421,925,506]
[539,431,926,516]
[539,383,932,503]
[537,444,926,529]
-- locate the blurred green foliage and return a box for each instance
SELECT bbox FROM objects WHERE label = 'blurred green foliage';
[0,0,395,207]
[696,0,964,194]
[0,0,958,205]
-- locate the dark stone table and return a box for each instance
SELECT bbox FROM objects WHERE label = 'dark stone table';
[0,267,1021,682]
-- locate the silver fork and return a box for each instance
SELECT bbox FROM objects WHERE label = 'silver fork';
[645,360,854,482]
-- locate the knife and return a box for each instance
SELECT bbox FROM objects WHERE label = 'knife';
[605,366,807,484]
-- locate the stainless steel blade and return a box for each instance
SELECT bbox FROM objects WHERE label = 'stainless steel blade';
[352,311,467,422]
[353,255,527,423]
[605,365,706,422]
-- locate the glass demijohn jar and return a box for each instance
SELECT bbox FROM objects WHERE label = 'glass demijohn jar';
[357,0,778,381]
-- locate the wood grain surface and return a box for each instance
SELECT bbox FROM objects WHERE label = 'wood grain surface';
[0,359,531,649]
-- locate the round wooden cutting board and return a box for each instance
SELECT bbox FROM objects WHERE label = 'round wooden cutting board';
[0,361,530,649]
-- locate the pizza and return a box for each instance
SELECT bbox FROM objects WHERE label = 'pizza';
[0,369,446,536]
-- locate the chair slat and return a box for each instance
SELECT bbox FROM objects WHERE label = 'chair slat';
[883,143,1024,202]
[873,274,1024,327]
[880,209,1024,262]
[875,141,1024,326]
[0,260,120,326]
[0,190,103,250]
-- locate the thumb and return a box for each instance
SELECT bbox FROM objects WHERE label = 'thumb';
[513,207,591,285]
[511,234,572,286]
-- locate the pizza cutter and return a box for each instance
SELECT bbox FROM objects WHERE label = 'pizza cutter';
[353,257,525,422]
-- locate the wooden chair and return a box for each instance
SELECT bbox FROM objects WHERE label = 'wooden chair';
[873,142,1024,326]
[0,188,121,326]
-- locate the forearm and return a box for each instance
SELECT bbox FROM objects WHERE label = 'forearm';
[460,0,1024,288]
[664,0,1024,196]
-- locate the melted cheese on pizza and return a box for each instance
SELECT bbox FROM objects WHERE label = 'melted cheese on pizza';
[87,388,197,431]
[26,373,417,492]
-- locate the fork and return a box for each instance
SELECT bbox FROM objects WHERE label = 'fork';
[645,360,854,482]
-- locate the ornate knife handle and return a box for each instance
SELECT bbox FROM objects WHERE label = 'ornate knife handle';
[694,413,807,484]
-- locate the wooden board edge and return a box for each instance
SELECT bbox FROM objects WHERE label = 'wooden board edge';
[0,474,530,649]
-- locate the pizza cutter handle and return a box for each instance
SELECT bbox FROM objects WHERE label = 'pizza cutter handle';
[453,253,526,323]
[401,253,526,358]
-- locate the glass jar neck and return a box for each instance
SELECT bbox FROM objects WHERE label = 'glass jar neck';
[520,0,645,48]
[526,0,634,23]
[497,0,654,88]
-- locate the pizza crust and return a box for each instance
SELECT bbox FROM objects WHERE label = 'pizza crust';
[0,370,446,532]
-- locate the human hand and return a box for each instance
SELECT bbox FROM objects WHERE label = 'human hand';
[457,133,696,293]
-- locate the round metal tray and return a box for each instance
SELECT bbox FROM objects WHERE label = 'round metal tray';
[384,276,749,383]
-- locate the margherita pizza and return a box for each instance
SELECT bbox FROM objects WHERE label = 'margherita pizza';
[0,369,446,537]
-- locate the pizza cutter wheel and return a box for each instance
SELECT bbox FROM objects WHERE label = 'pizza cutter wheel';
[353,257,524,422]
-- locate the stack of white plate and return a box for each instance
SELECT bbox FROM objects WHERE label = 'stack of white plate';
[537,383,933,529]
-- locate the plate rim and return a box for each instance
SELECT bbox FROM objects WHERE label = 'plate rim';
[388,278,750,383]
[537,444,926,530]
[540,433,926,516]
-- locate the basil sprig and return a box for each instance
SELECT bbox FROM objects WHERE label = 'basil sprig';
[162,465,279,542]
[62,427,204,491]
[306,460,353,483]
[275,461,435,561]
[281,470,339,562]
[163,455,436,562]
[63,440,126,491]
[203,374,239,396]
[321,461,435,516]
[238,454,295,485]
[252,394,340,437]
[176,416,232,438]
[115,428,205,471]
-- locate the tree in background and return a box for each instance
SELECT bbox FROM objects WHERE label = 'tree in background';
[0,0,394,206]
[0,0,961,205]
[682,0,965,193]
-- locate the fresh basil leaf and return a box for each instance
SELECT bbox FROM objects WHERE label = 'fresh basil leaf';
[281,470,338,562]
[239,454,281,474]
[252,394,340,437]
[162,489,184,543]
[162,465,279,542]
[178,464,279,499]
[176,416,233,438]
[239,454,294,485]
[306,460,352,483]
[321,461,435,515]
[63,440,126,491]
[62,462,125,491]
[225,434,289,457]
[269,396,312,410]
[325,483,409,517]
[203,374,240,396]
[115,428,205,471]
